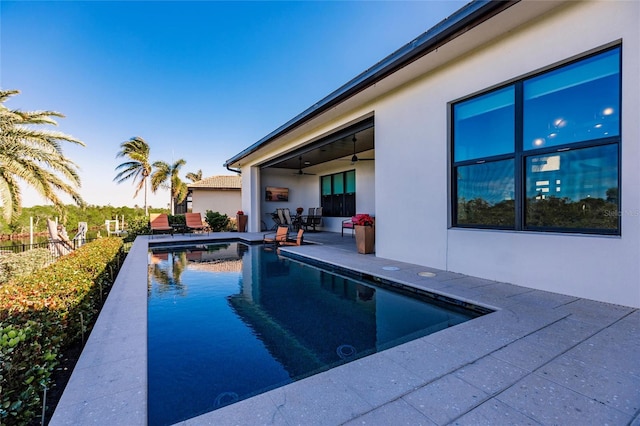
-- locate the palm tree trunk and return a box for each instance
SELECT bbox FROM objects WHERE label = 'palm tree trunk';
[144,178,148,216]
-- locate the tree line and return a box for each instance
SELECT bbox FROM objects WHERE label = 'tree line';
[0,89,203,226]
[0,204,164,237]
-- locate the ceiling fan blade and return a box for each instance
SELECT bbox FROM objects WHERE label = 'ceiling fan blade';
[293,156,316,175]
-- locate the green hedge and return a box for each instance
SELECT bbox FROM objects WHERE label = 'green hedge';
[0,249,52,285]
[0,237,124,424]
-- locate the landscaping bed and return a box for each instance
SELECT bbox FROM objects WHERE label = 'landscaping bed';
[0,238,125,425]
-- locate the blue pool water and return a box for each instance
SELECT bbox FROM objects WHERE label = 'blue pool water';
[148,242,482,425]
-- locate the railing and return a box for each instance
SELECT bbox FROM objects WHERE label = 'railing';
[0,239,92,263]
[1,237,133,260]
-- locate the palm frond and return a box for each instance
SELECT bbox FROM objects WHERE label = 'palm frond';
[0,90,85,221]
[114,136,151,206]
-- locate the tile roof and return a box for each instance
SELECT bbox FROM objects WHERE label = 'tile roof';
[188,175,241,189]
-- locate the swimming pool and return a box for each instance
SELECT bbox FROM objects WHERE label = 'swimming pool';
[148,242,483,425]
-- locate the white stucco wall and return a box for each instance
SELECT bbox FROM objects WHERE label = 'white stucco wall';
[237,0,638,307]
[373,0,639,307]
[191,189,241,219]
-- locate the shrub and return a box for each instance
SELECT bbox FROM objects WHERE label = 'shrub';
[123,215,151,242]
[168,214,185,226]
[0,237,124,424]
[0,249,52,285]
[204,211,230,232]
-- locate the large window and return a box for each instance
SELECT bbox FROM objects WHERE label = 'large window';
[452,46,621,234]
[321,170,355,217]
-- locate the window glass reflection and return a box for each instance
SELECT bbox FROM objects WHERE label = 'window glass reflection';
[454,86,515,162]
[333,173,344,195]
[525,144,618,230]
[321,176,331,196]
[456,159,515,227]
[345,170,356,193]
[523,48,620,150]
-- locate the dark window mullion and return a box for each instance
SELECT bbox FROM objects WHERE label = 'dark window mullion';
[453,152,515,168]
[514,82,524,231]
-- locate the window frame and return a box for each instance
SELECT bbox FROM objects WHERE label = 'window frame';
[320,170,356,217]
[451,45,622,235]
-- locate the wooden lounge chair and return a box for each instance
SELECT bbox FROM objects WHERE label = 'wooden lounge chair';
[280,229,304,246]
[185,212,208,234]
[263,226,288,245]
[150,213,173,237]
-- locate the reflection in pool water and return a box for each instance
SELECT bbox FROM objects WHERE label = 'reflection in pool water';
[147,242,482,425]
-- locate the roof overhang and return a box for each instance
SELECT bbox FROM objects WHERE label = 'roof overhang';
[224,0,568,171]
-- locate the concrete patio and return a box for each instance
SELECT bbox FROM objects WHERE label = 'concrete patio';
[51,231,639,425]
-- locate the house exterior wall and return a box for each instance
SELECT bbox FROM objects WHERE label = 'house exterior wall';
[373,0,639,307]
[237,0,638,307]
[191,189,241,218]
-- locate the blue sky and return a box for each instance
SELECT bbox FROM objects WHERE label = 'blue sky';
[1,0,466,209]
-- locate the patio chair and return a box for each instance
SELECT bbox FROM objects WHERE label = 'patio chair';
[276,208,287,228]
[302,207,323,232]
[150,213,173,237]
[313,207,323,229]
[185,212,208,234]
[280,229,304,246]
[283,208,294,229]
[47,219,74,257]
[263,226,288,245]
[268,210,283,230]
[301,208,314,231]
[342,216,357,237]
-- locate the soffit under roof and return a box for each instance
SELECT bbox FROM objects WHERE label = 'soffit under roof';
[261,118,374,170]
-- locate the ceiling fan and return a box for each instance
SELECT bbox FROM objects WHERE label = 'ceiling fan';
[294,156,316,175]
[345,135,374,164]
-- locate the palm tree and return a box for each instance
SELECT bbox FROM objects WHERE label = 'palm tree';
[151,159,187,215]
[114,137,152,216]
[185,169,202,183]
[0,89,85,222]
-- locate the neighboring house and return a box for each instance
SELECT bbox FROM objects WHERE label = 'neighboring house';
[188,175,241,218]
[224,0,639,308]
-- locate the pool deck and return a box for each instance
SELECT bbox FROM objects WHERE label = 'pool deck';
[50,231,640,425]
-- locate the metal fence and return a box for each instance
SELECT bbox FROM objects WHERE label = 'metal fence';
[0,239,93,264]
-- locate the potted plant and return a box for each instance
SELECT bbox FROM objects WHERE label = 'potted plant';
[296,207,304,215]
[236,210,248,232]
[353,213,375,254]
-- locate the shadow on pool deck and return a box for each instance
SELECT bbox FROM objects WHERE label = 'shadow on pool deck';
[50,231,640,426]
